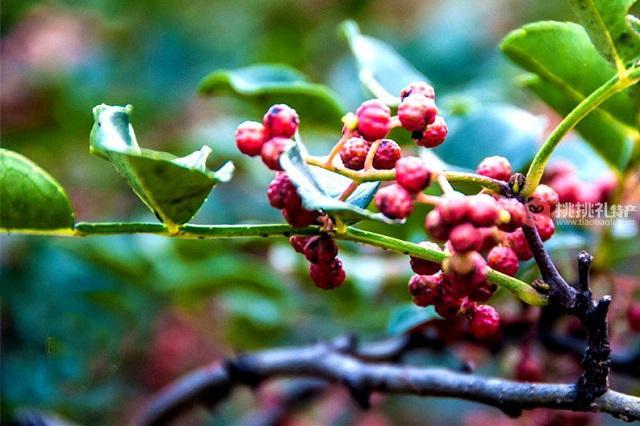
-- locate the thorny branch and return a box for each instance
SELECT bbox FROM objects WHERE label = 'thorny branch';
[134,208,630,426]
[520,226,612,403]
[134,336,640,426]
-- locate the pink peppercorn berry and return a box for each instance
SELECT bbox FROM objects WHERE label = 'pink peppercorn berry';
[356,100,391,141]
[267,173,301,211]
[449,223,482,253]
[487,246,519,276]
[416,116,448,148]
[470,304,500,339]
[340,136,371,170]
[408,273,443,307]
[400,81,435,101]
[372,139,401,170]
[395,156,432,194]
[398,94,438,131]
[235,121,267,156]
[261,137,291,171]
[375,184,414,219]
[263,104,299,138]
[476,156,512,182]
[302,234,339,264]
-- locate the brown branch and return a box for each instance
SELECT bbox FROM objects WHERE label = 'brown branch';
[234,379,326,426]
[134,340,640,426]
[521,223,613,402]
[521,224,576,307]
[539,308,640,378]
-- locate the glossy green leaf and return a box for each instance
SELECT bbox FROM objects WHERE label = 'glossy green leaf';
[518,73,635,169]
[568,0,640,66]
[280,142,395,224]
[0,149,75,231]
[433,103,542,171]
[198,64,345,125]
[90,104,233,228]
[341,20,428,101]
[501,21,638,127]
[387,304,440,336]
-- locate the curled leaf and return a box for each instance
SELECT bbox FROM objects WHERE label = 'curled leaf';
[90,104,233,229]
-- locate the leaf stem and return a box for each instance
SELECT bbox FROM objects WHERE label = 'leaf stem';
[342,227,547,306]
[522,67,640,198]
[2,222,547,306]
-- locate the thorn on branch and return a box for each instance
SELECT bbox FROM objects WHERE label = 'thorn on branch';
[135,333,640,426]
[226,355,264,388]
[522,227,612,405]
[344,375,372,409]
[333,333,359,354]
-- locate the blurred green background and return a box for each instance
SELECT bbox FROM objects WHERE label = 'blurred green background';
[1,0,637,425]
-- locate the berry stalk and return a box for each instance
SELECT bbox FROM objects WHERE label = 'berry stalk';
[521,66,640,198]
[342,227,547,306]
[12,221,547,306]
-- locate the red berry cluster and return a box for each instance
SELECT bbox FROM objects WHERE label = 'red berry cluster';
[337,82,446,221]
[235,104,299,170]
[410,156,561,337]
[290,234,345,290]
[232,82,563,334]
[267,174,345,289]
[543,160,616,204]
[236,104,346,290]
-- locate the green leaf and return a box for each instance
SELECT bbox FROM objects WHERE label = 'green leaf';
[0,148,75,231]
[280,142,395,224]
[198,64,345,125]
[387,304,440,336]
[517,73,635,169]
[501,21,638,127]
[90,104,233,229]
[341,20,428,102]
[433,103,542,171]
[568,0,640,67]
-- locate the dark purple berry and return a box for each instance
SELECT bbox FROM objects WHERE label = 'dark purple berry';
[309,257,346,290]
[303,234,338,264]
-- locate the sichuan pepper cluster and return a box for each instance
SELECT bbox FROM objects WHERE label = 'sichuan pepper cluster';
[232,81,608,340]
